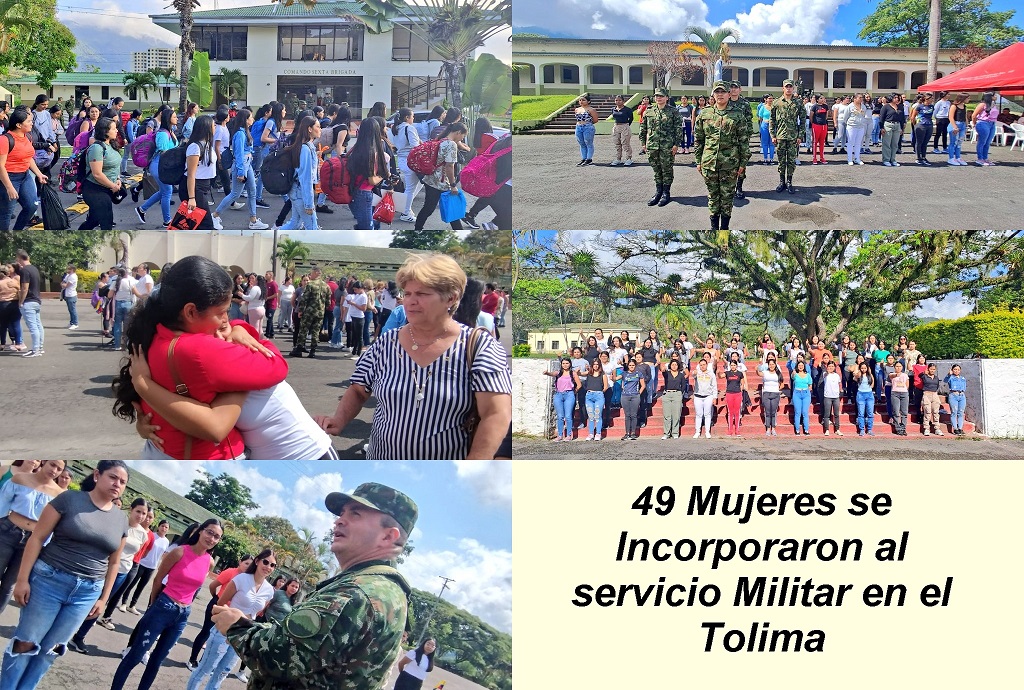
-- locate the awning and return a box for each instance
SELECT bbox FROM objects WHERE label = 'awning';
[917,42,1024,96]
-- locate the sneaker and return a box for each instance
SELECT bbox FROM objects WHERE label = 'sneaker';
[771,428,777,436]
[126,606,141,615]
[186,661,196,671]
[848,161,854,166]
[610,160,622,166]
[68,324,79,330]
[134,206,146,224]
[255,199,271,209]
[584,435,592,441]
[315,205,334,214]
[68,639,88,654]
[249,218,270,230]
[923,429,931,436]
[461,216,480,229]
[935,429,944,436]
[892,162,900,167]
[693,431,701,439]
[824,429,831,435]
[867,430,875,436]
[231,201,246,210]
[624,159,633,166]
[399,213,416,223]
[661,434,668,439]
[212,215,224,230]
[130,184,140,203]
[593,435,602,441]
[858,430,865,436]
[856,161,864,165]
[98,618,115,630]
[552,437,561,443]
[116,604,128,613]
[234,672,250,682]
[704,431,711,439]
[932,148,941,154]
[835,430,843,436]
[883,161,892,167]
[22,350,41,358]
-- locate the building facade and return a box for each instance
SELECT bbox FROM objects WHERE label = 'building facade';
[527,322,641,353]
[132,48,181,74]
[8,73,181,108]
[513,37,968,97]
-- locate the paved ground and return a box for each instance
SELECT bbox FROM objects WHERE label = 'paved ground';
[513,433,1024,460]
[0,300,510,461]
[512,134,1023,230]
[0,580,484,690]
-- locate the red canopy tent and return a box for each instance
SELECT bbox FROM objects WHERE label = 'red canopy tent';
[917,42,1024,96]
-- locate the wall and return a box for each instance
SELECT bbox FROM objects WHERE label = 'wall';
[96,232,282,280]
[512,359,552,436]
[980,359,1024,438]
[932,359,984,435]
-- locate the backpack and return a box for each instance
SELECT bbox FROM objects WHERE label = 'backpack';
[73,127,92,153]
[129,131,157,167]
[76,142,107,188]
[260,146,295,195]
[461,138,512,198]
[415,118,437,141]
[157,141,189,185]
[406,138,443,176]
[58,152,83,193]
[65,115,83,145]
[250,117,268,146]
[319,155,353,205]
[318,123,346,151]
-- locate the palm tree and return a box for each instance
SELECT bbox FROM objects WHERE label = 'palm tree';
[148,67,176,104]
[174,0,201,115]
[926,0,941,83]
[122,72,160,109]
[105,230,137,267]
[678,26,741,89]
[217,67,247,101]
[0,0,32,53]
[275,238,311,276]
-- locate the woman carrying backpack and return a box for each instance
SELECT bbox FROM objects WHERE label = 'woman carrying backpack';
[0,109,50,231]
[254,103,285,210]
[180,102,199,140]
[211,109,269,231]
[122,110,141,177]
[180,115,217,230]
[392,108,422,223]
[346,118,391,230]
[135,108,179,227]
[279,115,320,231]
[213,109,232,195]
[79,117,123,231]
[413,122,468,231]
[314,104,350,215]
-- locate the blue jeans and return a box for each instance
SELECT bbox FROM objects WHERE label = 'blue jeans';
[792,388,811,433]
[72,571,126,643]
[251,147,265,200]
[857,390,875,432]
[759,122,775,159]
[948,124,965,159]
[871,115,881,144]
[363,310,372,345]
[331,304,344,346]
[348,189,377,230]
[215,165,257,217]
[111,593,191,690]
[682,120,694,148]
[575,124,595,160]
[112,299,132,349]
[21,301,42,352]
[279,182,318,230]
[64,296,78,326]
[948,391,966,430]
[0,560,103,690]
[0,172,39,231]
[185,627,237,690]
[975,120,995,160]
[140,156,175,223]
[585,390,605,436]
[553,390,575,437]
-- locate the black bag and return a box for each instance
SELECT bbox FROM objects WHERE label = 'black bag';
[220,144,233,171]
[77,142,107,187]
[40,182,70,230]
[260,146,295,196]
[157,141,188,185]
[141,168,159,200]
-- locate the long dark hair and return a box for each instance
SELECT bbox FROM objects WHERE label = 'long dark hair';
[336,106,352,127]
[441,107,461,125]
[391,107,413,136]
[367,101,387,119]
[413,639,435,671]
[186,518,224,546]
[79,460,130,492]
[229,109,253,146]
[189,114,215,166]
[440,122,468,139]
[158,108,177,137]
[285,115,317,169]
[282,578,301,604]
[454,278,483,329]
[428,105,444,120]
[111,256,233,422]
[246,548,274,575]
[347,118,388,181]
[268,102,285,137]
[472,117,493,149]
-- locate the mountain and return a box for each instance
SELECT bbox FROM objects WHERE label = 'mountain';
[511,25,582,39]
[61,17,178,72]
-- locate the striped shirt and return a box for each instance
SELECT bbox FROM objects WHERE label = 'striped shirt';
[351,325,512,459]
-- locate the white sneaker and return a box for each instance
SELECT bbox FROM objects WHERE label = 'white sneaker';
[661,434,668,439]
[68,324,79,330]
[126,606,141,615]
[116,604,128,612]
[825,429,831,435]
[848,161,854,166]
[704,431,711,439]
[892,162,900,167]
[399,213,416,223]
[584,435,592,441]
[623,159,633,166]
[935,429,944,436]
[249,218,269,230]
[212,215,224,230]
[693,431,700,439]
[610,160,622,166]
[230,201,246,210]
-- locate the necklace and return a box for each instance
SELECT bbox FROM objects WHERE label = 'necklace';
[407,324,448,351]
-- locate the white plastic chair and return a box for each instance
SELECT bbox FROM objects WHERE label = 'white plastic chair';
[968,126,978,143]
[994,124,1015,147]
[1010,123,1024,151]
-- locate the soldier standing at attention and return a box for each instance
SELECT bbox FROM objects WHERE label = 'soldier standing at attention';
[214,483,418,690]
[639,87,682,207]
[728,80,753,199]
[694,81,749,230]
[769,78,806,194]
[289,265,330,359]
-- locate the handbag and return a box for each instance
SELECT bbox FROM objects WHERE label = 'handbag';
[462,328,487,450]
[372,191,396,225]
[438,189,467,223]
[741,389,752,413]
[168,201,208,230]
[938,380,950,396]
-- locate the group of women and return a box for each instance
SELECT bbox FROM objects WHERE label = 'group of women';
[549,328,970,440]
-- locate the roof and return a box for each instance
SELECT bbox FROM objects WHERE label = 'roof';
[152,1,370,21]
[918,42,1024,95]
[511,36,967,54]
[7,72,179,86]
[530,322,643,332]
[295,243,429,269]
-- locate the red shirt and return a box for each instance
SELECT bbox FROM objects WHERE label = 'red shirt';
[327,280,338,310]
[142,320,289,459]
[481,291,499,316]
[265,280,279,310]
[810,345,828,367]
[0,133,36,173]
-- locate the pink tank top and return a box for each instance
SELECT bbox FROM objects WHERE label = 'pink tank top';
[162,545,212,604]
[981,105,1000,123]
[554,372,575,393]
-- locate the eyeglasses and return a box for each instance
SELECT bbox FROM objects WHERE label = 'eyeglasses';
[261,558,277,568]
[202,529,222,540]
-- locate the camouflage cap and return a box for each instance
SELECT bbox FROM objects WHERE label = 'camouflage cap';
[730,80,742,88]
[653,87,669,97]
[712,80,728,92]
[326,483,418,536]
[783,79,795,87]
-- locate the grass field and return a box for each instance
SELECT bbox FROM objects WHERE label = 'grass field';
[511,94,578,121]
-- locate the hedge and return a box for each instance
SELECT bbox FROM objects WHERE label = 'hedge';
[908,311,1024,359]
[512,344,531,357]
[76,269,101,294]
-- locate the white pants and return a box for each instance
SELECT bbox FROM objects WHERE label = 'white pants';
[846,127,865,163]
[693,395,715,433]
[399,155,423,217]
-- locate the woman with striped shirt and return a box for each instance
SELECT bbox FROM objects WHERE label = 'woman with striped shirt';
[316,254,512,459]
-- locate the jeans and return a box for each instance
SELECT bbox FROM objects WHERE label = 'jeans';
[948,391,966,431]
[890,390,909,430]
[0,519,30,614]
[585,391,605,437]
[0,301,22,346]
[793,388,811,432]
[693,395,714,434]
[881,122,901,164]
[140,156,175,223]
[277,300,293,330]
[112,299,132,349]
[348,317,364,356]
[933,117,949,149]
[759,122,775,160]
[846,126,865,163]
[682,120,694,149]
[264,307,276,338]
[856,390,875,432]
[64,295,78,326]
[111,593,191,690]
[215,165,257,217]
[0,172,39,231]
[662,390,683,437]
[948,124,965,160]
[398,155,423,217]
[72,571,127,643]
[914,124,933,160]
[553,390,575,438]
[185,627,237,690]
[621,393,641,436]
[349,189,377,230]
[362,310,372,346]
[975,120,995,161]
[761,391,780,429]
[331,305,344,346]
[871,115,881,144]
[822,397,841,431]
[0,560,103,690]
[279,181,318,230]
[21,301,42,352]
[251,146,265,200]
[575,123,595,160]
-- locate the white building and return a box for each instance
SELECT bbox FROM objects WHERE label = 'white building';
[8,73,180,109]
[132,48,180,74]
[150,1,449,115]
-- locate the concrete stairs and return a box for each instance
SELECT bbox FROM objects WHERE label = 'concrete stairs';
[530,94,622,134]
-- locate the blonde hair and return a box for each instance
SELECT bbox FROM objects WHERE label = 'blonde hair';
[395,254,467,303]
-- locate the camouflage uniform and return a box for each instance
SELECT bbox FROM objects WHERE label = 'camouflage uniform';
[695,82,751,228]
[291,274,330,357]
[639,88,683,206]
[728,82,754,198]
[768,79,807,192]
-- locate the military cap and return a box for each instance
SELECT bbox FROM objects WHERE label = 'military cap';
[712,80,728,92]
[729,80,742,88]
[783,78,795,87]
[326,483,418,536]
[653,87,669,97]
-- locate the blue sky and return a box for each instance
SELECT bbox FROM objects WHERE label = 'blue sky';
[126,460,512,632]
[513,0,1023,45]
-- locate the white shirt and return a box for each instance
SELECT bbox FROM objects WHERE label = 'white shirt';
[279,284,295,305]
[823,372,843,398]
[136,273,154,298]
[186,142,217,180]
[401,650,431,681]
[214,124,230,158]
[837,104,852,127]
[242,285,264,311]
[235,382,332,460]
[62,272,78,298]
[139,534,169,569]
[228,572,275,618]
[379,289,398,311]
[114,275,138,301]
[344,292,367,322]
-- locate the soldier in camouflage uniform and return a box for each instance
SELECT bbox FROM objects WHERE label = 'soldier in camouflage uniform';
[289,266,330,358]
[639,87,682,207]
[728,80,754,199]
[769,78,807,194]
[216,483,419,690]
[694,81,750,230]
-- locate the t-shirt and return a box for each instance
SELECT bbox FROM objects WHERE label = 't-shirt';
[118,523,149,574]
[921,373,940,392]
[640,346,659,363]
[265,280,279,310]
[265,588,295,624]
[344,292,367,322]
[186,142,217,180]
[890,372,910,393]
[663,370,685,392]
[793,372,812,390]
[19,264,41,305]
[811,105,829,126]
[621,370,643,396]
[425,139,459,190]
[40,490,128,580]
[401,650,432,681]
[229,572,275,618]
[139,534,170,569]
[916,104,934,128]
[758,366,781,394]
[86,142,122,186]
[136,273,155,298]
[933,99,951,119]
[1,132,36,173]
[234,382,334,460]
[62,272,78,299]
[113,275,138,302]
[823,372,843,398]
[725,370,743,394]
[481,292,499,316]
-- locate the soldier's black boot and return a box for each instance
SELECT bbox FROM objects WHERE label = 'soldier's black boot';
[734,179,745,199]
[775,175,787,193]
[787,175,796,194]
[710,214,720,230]
[647,184,663,206]
[658,184,672,206]
[720,214,731,230]
[289,348,303,358]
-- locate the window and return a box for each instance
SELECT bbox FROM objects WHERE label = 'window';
[797,70,815,90]
[535,340,545,351]
[552,341,560,351]
[764,69,788,87]
[679,68,704,86]
[101,86,110,100]
[278,24,364,61]
[877,71,898,90]
[543,65,555,84]
[190,26,248,61]
[591,66,614,84]
[561,65,579,84]
[629,66,644,84]
[391,25,440,61]
[850,71,867,89]
[722,67,749,86]
[833,71,846,89]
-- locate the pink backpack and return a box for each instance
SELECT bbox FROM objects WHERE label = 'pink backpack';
[73,127,92,153]
[460,138,511,198]
[130,131,158,167]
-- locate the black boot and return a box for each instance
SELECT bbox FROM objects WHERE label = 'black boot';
[658,184,672,206]
[787,176,796,194]
[720,214,731,230]
[775,175,787,193]
[289,348,303,358]
[734,179,745,199]
[647,184,663,206]
[710,214,720,230]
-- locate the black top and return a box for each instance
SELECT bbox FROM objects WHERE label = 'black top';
[872,103,882,115]
[880,104,906,127]
[640,346,659,363]
[586,374,606,392]
[921,373,940,392]
[725,370,744,394]
[584,346,599,362]
[953,104,967,123]
[19,264,41,305]
[811,104,829,126]
[611,106,634,125]
[663,371,685,392]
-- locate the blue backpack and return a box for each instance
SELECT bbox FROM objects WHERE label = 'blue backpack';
[250,118,268,147]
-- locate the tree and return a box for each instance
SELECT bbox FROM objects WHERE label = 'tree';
[646,42,693,90]
[217,67,247,101]
[187,50,213,109]
[390,228,455,250]
[928,0,941,82]
[275,238,311,276]
[174,0,201,115]
[950,44,989,70]
[463,53,511,115]
[0,231,104,289]
[858,0,1023,48]
[678,26,740,89]
[123,72,159,109]
[248,515,301,546]
[568,231,1024,343]
[0,0,77,88]
[185,471,259,523]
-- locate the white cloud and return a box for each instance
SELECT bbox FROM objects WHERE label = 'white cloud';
[452,461,512,507]
[722,0,848,44]
[569,0,711,37]
[830,38,854,45]
[591,12,608,30]
[916,295,974,320]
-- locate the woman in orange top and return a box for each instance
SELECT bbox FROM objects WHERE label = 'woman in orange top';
[0,109,49,231]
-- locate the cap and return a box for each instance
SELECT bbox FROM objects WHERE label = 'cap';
[326,483,418,537]
[653,87,669,97]
[783,79,795,87]
[712,81,728,92]
[730,80,741,88]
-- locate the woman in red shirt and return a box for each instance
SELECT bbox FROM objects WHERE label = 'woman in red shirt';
[111,255,288,459]
[911,353,928,413]
[0,109,49,231]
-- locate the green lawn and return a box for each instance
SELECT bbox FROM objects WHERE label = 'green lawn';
[511,94,577,121]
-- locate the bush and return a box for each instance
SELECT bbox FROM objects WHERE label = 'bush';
[76,269,101,294]
[512,343,531,357]
[908,311,1024,359]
